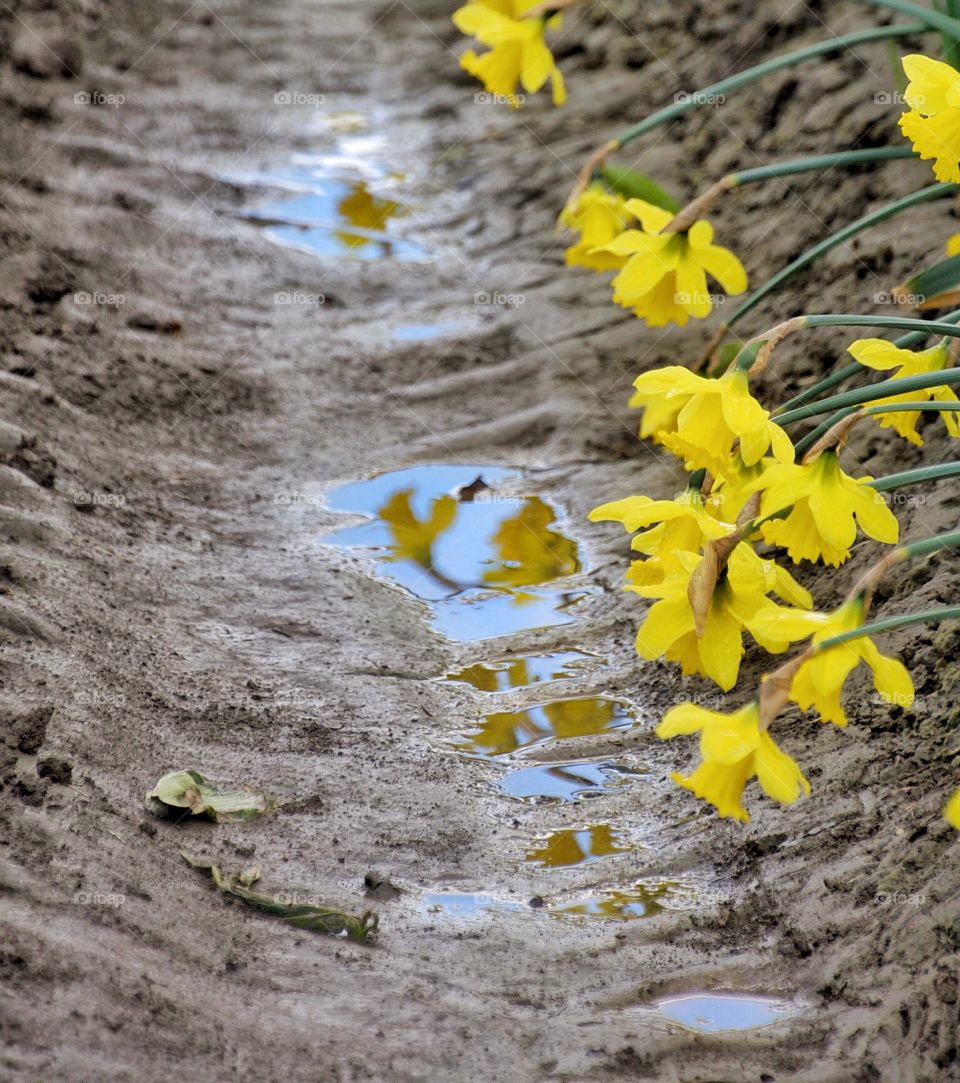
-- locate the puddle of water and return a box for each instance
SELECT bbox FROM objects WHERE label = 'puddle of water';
[555,880,685,919]
[228,129,428,261]
[648,993,797,1034]
[420,892,527,917]
[495,760,643,803]
[444,650,599,692]
[453,696,635,759]
[392,322,465,342]
[524,823,632,868]
[322,465,590,641]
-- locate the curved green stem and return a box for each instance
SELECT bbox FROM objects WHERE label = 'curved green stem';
[777,366,960,425]
[869,460,960,491]
[819,605,960,652]
[857,0,960,40]
[728,146,917,186]
[613,24,927,149]
[726,185,957,331]
[778,307,960,412]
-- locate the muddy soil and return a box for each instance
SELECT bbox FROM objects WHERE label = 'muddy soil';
[1,1,958,1080]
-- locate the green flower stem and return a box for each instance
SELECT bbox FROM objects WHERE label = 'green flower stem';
[776,367,960,425]
[792,408,850,457]
[613,24,926,149]
[899,528,960,559]
[869,460,960,491]
[778,307,960,413]
[818,605,960,652]
[857,0,960,40]
[728,146,918,187]
[725,185,958,331]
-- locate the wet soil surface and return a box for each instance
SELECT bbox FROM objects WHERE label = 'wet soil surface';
[1,1,958,1080]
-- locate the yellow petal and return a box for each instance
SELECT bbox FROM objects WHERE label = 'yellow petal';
[945,785,960,829]
[753,732,810,804]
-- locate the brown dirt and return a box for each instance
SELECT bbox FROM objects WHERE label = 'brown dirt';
[0,1,958,1080]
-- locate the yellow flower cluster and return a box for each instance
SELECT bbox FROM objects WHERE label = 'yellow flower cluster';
[452,0,566,107]
[561,192,747,327]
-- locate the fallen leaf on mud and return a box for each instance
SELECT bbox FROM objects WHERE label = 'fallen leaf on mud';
[144,769,276,823]
[182,853,378,943]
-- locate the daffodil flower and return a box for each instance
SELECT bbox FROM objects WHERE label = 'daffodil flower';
[948,233,960,257]
[631,542,812,691]
[946,786,960,829]
[631,365,794,480]
[452,0,566,107]
[848,337,960,446]
[560,184,632,272]
[750,596,914,727]
[594,199,747,327]
[590,489,734,585]
[747,450,899,567]
[657,700,810,822]
[898,54,960,184]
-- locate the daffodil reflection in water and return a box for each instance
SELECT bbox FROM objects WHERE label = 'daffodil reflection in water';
[452,696,635,758]
[555,880,686,919]
[524,823,632,867]
[322,465,592,640]
[445,649,599,691]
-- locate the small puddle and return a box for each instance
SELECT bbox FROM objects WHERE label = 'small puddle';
[227,125,429,261]
[645,993,798,1034]
[444,650,599,692]
[392,322,465,342]
[420,892,527,917]
[524,823,632,867]
[555,880,686,919]
[495,760,645,803]
[453,696,635,759]
[322,465,592,641]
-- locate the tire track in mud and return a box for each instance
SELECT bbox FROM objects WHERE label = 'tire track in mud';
[4,1,959,1080]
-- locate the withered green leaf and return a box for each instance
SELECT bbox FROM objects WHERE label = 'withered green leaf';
[145,769,276,823]
[181,853,378,943]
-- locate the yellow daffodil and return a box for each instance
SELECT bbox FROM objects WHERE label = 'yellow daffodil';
[590,489,734,585]
[848,337,960,446]
[560,184,632,271]
[898,53,960,183]
[948,233,960,257]
[750,596,914,727]
[657,699,810,822]
[452,0,566,107]
[594,199,747,327]
[631,542,812,690]
[747,450,899,567]
[630,365,794,479]
[946,786,960,829]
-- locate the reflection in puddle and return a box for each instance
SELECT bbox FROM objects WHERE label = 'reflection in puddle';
[454,697,634,758]
[649,993,797,1033]
[392,322,465,342]
[421,892,526,917]
[228,132,428,261]
[496,760,644,802]
[524,823,632,867]
[556,880,685,919]
[323,465,591,641]
[445,650,599,692]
